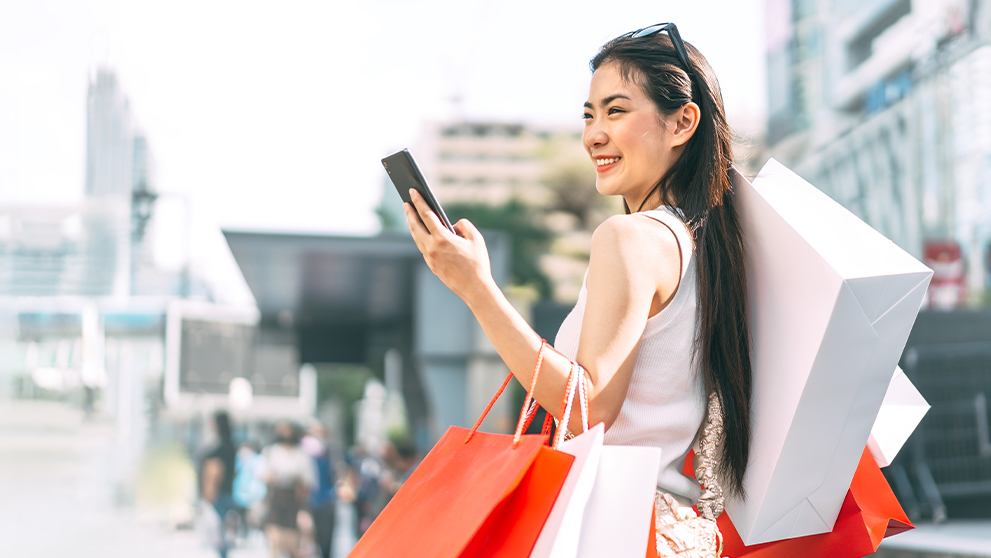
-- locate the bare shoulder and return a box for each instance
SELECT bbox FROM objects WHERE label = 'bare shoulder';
[590,213,680,261]
[587,213,682,301]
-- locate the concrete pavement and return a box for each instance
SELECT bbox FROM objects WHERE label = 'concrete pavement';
[875,521,991,557]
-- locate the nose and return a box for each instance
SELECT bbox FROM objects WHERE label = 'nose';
[583,120,608,150]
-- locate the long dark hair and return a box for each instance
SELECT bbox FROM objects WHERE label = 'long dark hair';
[592,33,752,496]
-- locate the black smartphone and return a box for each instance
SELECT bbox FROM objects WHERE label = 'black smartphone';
[381,149,456,234]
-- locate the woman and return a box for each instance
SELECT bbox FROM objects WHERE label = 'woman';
[300,422,341,558]
[404,23,751,555]
[200,411,237,558]
[259,422,317,558]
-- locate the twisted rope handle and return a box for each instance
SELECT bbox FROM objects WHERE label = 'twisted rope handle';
[577,364,588,431]
[552,363,578,448]
[552,362,590,447]
[513,340,548,448]
[464,339,548,446]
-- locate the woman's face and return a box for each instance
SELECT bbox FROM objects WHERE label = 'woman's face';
[582,62,679,210]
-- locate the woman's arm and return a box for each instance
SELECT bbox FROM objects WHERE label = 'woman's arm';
[405,190,680,433]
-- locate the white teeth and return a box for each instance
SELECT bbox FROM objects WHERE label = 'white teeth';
[596,157,619,166]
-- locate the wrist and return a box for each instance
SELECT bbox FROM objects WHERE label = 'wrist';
[461,274,501,310]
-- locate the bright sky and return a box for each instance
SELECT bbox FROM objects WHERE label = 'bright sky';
[0,0,766,235]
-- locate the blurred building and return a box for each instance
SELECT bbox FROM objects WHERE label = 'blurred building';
[0,68,307,443]
[87,70,135,200]
[765,0,991,307]
[409,121,616,304]
[85,69,137,299]
[222,230,515,448]
[414,121,585,208]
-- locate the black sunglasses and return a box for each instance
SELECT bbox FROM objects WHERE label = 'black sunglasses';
[627,22,693,77]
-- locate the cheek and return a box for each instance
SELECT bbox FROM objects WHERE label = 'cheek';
[625,125,668,169]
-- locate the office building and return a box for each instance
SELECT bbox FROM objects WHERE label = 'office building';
[766,0,991,305]
[414,121,586,208]
[86,70,134,200]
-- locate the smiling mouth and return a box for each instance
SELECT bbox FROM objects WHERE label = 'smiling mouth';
[595,157,620,171]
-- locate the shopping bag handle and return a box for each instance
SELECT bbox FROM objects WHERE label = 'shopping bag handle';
[551,362,590,449]
[465,339,550,447]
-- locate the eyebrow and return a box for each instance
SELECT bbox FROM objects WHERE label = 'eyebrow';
[583,94,632,110]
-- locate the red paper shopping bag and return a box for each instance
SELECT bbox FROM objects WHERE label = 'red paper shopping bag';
[675,448,913,558]
[350,368,575,558]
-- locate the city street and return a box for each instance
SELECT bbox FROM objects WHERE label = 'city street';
[0,400,356,558]
[5,399,991,558]
[3,1,991,558]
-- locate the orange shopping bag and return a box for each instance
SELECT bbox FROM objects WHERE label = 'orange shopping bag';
[350,347,575,558]
[674,448,913,558]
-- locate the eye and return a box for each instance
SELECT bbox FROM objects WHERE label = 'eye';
[607,106,625,115]
[582,112,593,120]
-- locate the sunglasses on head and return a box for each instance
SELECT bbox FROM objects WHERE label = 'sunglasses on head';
[626,22,693,78]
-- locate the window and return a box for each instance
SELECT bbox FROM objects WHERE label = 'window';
[846,0,911,70]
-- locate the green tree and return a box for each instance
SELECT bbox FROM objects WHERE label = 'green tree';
[315,364,373,447]
[543,160,601,229]
[377,178,408,233]
[446,200,553,299]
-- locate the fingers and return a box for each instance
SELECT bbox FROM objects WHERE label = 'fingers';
[454,218,480,240]
[404,202,430,253]
[404,202,428,235]
[408,189,448,236]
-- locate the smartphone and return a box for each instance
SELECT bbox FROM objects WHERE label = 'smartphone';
[381,149,456,234]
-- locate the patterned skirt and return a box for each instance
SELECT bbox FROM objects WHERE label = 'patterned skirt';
[651,491,722,558]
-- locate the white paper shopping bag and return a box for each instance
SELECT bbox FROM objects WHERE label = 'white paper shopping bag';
[867,365,930,468]
[576,444,660,558]
[529,423,605,558]
[727,160,932,545]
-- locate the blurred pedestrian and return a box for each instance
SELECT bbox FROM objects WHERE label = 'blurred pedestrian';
[259,421,316,558]
[301,423,342,558]
[199,410,237,558]
[233,441,267,535]
[350,445,385,536]
[378,436,420,503]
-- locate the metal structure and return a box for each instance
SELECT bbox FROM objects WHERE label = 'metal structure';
[223,229,513,448]
[891,310,991,521]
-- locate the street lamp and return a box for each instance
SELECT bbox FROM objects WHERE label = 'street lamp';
[131,185,158,240]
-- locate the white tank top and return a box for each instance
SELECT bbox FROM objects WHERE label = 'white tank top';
[553,206,706,504]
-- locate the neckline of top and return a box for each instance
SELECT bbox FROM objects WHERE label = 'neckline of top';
[635,205,686,220]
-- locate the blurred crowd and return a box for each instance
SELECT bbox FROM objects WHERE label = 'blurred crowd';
[195,411,420,558]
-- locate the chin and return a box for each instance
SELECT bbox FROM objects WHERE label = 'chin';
[595,178,621,197]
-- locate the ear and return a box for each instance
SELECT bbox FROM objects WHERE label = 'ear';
[669,102,700,148]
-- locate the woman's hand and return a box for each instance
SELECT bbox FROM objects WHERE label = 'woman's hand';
[404,188,494,301]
